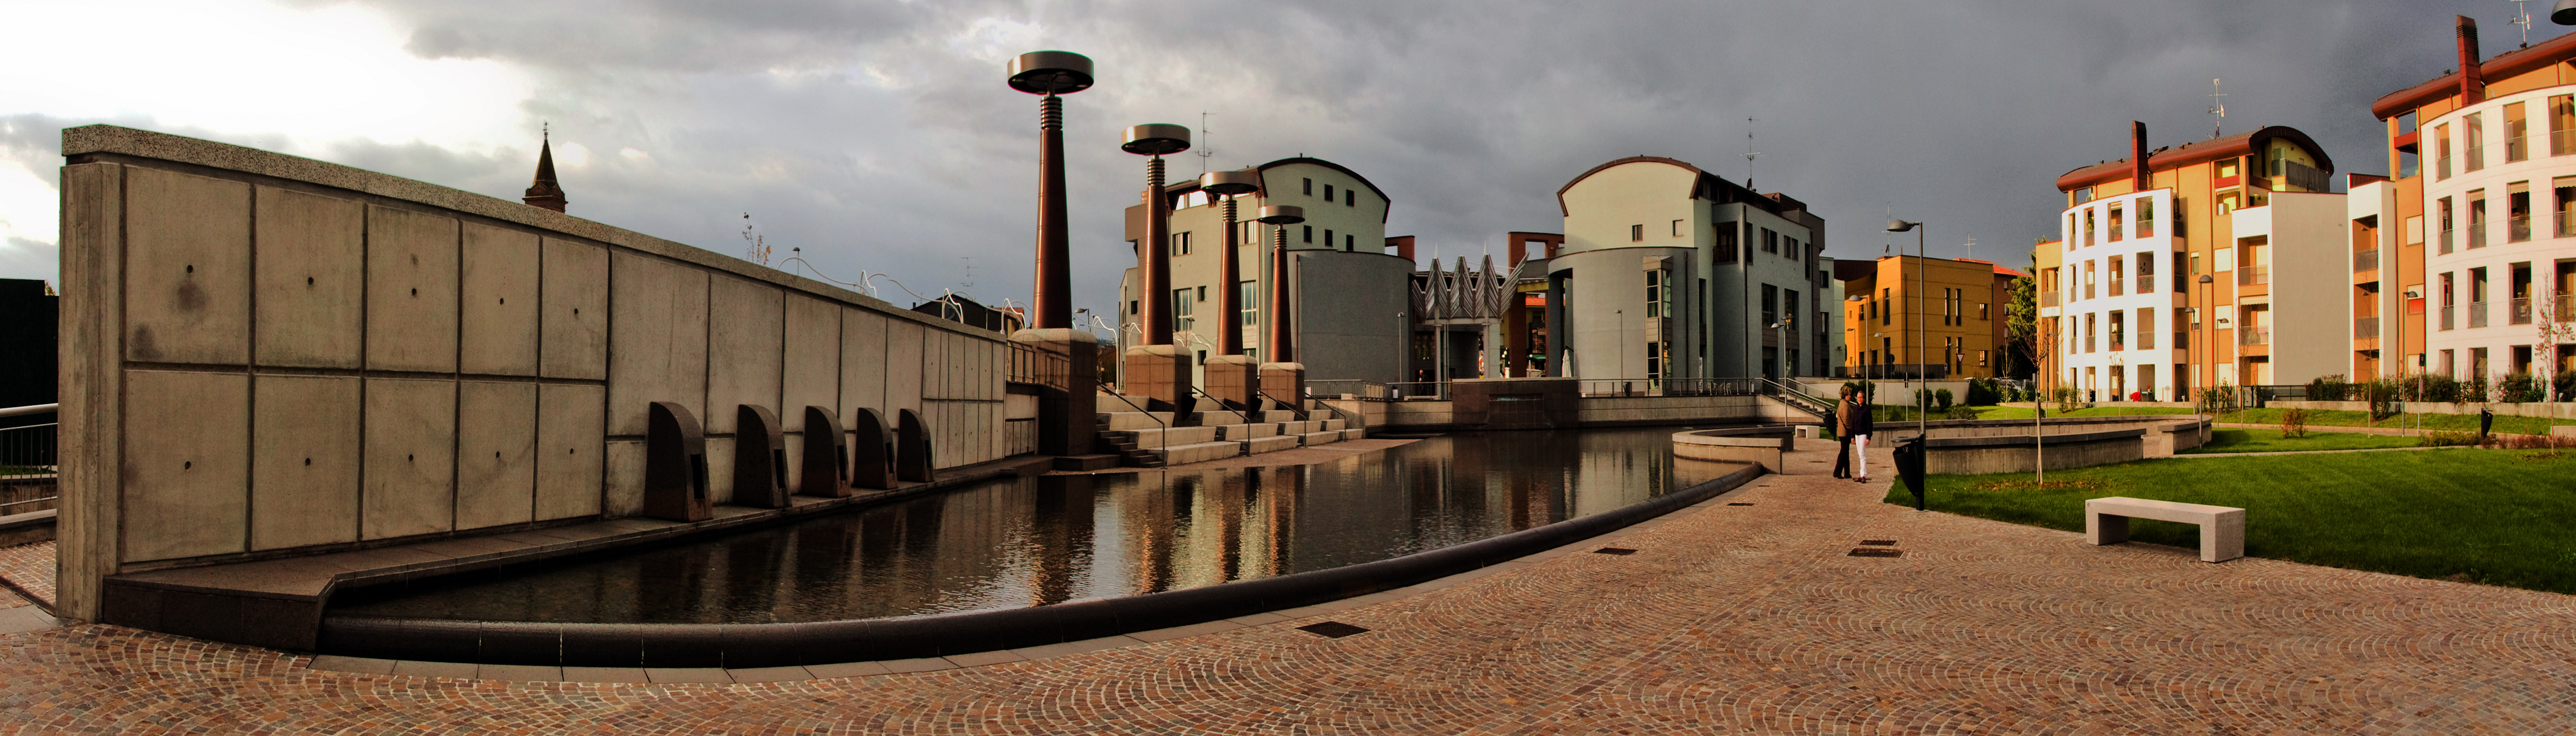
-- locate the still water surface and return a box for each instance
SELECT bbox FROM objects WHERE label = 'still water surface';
[332,427,1738,624]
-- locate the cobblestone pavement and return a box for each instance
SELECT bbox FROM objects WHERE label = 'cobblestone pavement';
[0,541,51,609]
[2,443,2571,734]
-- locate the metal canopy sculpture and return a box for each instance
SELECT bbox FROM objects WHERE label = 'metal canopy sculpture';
[1009,51,1093,330]
[732,404,790,509]
[643,402,712,522]
[896,408,936,482]
[800,406,851,498]
[1124,123,1191,345]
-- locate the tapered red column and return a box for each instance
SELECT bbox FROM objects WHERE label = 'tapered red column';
[1267,225,1295,363]
[1033,94,1071,328]
[1141,156,1173,344]
[1218,195,1243,353]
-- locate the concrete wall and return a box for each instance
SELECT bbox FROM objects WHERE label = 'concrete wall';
[1293,250,1412,384]
[55,126,1010,620]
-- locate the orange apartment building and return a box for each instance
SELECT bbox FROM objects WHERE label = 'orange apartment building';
[1836,255,2020,379]
[2365,15,2576,384]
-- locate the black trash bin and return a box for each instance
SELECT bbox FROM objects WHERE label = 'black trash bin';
[2480,408,2494,441]
[1893,434,1928,511]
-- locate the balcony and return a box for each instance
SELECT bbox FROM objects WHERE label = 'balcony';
[2442,306,2456,330]
[2507,134,2529,162]
[2469,301,2489,328]
[2469,225,2488,249]
[2237,265,2269,286]
[2040,291,2059,307]
[2354,316,2380,339]
[2110,278,2125,297]
[2562,293,2576,322]
[2556,128,2576,156]
[2467,143,2485,172]
[2511,297,2532,324]
[2240,326,2270,345]
[2138,273,2155,292]
[2511,215,2531,243]
[2276,159,2331,192]
[2354,248,2379,272]
[2441,227,2454,254]
[2437,154,2452,179]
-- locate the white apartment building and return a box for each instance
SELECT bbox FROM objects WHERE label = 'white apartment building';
[2418,86,2576,381]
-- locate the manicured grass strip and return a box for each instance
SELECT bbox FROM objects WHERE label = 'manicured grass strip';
[1971,405,2576,434]
[1883,449,2576,594]
[2177,428,2425,455]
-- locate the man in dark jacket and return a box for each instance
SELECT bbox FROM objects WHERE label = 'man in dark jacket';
[1832,387,1857,478]
[1840,384,1874,482]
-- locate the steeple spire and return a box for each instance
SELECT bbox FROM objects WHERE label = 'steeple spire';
[523,123,567,212]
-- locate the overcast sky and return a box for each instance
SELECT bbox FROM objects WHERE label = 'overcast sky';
[0,0,2552,322]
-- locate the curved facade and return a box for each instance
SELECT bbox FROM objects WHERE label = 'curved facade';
[2416,87,2576,380]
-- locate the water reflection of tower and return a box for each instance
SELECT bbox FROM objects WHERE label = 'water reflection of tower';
[1214,470,1247,582]
[1129,473,1181,594]
[1028,475,1097,606]
[1406,436,1451,538]
[1263,466,1303,576]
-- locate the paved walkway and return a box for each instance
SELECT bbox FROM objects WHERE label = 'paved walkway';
[2,441,2570,733]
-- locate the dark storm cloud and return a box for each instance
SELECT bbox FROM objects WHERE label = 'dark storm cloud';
[331,1,2528,322]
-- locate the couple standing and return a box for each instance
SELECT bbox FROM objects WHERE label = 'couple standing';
[1833,384,1872,482]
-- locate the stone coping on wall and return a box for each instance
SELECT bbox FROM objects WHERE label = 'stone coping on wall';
[1920,427,2148,449]
[308,462,1767,670]
[98,455,1055,654]
[59,125,995,342]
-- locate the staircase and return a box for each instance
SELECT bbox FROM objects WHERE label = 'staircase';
[1761,379,1837,426]
[1083,392,1369,469]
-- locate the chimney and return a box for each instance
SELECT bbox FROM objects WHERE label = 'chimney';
[2458,15,2485,105]
[2131,121,2150,189]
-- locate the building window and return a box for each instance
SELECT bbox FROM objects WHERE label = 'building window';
[2084,208,2096,246]
[2510,182,2533,242]
[2073,186,2094,205]
[1632,224,1644,241]
[1345,190,1355,206]
[1762,228,1778,254]
[1129,299,1139,314]
[2555,177,2576,237]
[1302,225,1313,243]
[2439,197,2455,253]
[2466,113,2486,172]
[1323,183,1333,201]
[1174,230,1193,255]
[2469,192,2488,249]
[1978,349,1989,366]
[1785,237,1800,258]
[1978,302,1990,321]
[1671,219,1683,237]
[1325,229,1334,249]
[2506,102,2530,162]
[1715,228,1738,262]
[2138,197,2156,238]
[2065,213,2077,248]
[1239,281,1258,326]
[2437,123,2452,179]
[2109,204,2125,242]
[2552,96,2575,156]
[1302,177,1312,195]
[1760,284,1777,327]
[1879,288,1890,325]
[1173,288,1196,331]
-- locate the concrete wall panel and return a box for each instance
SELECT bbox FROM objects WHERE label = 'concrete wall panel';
[607,253,707,436]
[539,238,609,379]
[366,206,460,372]
[456,381,537,530]
[602,440,646,517]
[702,436,736,505]
[535,383,605,520]
[885,320,925,416]
[364,378,456,540]
[841,308,890,413]
[252,187,363,369]
[121,370,248,561]
[782,295,840,488]
[124,168,251,365]
[249,374,359,550]
[461,224,541,376]
[705,275,784,436]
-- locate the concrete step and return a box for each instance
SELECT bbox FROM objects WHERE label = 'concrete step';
[1052,454,1121,471]
[1320,419,1347,432]
[1259,410,1299,423]
[1145,440,1241,466]
[1213,423,1279,440]
[1299,430,1343,446]
[1241,434,1301,455]
[1279,421,1320,434]
[1098,411,1178,431]
[1196,409,1259,425]
[1118,426,1221,447]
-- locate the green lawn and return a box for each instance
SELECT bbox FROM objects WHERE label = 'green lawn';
[1883,449,2576,593]
[1971,405,2192,420]
[2177,428,2425,454]
[1966,405,2576,435]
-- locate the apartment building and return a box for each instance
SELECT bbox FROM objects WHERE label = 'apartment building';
[1539,156,1841,383]
[1837,256,2021,379]
[2044,123,2345,399]
[1118,157,1414,385]
[2369,16,2576,383]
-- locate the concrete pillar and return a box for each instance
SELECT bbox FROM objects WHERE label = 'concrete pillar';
[1260,362,1307,412]
[1204,354,1260,410]
[1126,344,1192,411]
[1009,328,1100,456]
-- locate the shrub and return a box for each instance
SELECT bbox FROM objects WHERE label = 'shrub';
[1942,405,1980,420]
[2364,379,2401,421]
[2402,373,2461,404]
[2419,430,2483,447]
[2461,375,2491,404]
[2050,386,2084,414]
[2557,369,2576,402]
[2497,372,2547,403]
[2307,374,2351,402]
[1965,378,2000,406]
[2279,407,2309,439]
[2197,383,2241,415]
[1935,388,1955,409]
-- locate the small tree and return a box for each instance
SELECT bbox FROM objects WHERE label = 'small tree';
[1935,388,1955,409]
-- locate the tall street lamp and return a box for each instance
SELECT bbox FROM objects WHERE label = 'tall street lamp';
[1200,170,1262,356]
[2199,272,2215,438]
[1258,205,1307,363]
[1123,124,1191,345]
[1887,219,1926,442]
[1008,52,1092,330]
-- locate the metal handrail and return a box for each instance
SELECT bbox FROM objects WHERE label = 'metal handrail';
[0,404,57,419]
[1254,387,1308,421]
[1095,389,1173,451]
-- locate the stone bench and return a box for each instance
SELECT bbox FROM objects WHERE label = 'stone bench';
[2084,496,2245,562]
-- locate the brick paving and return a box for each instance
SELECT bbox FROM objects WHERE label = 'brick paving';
[0,541,51,609]
[2,442,2571,733]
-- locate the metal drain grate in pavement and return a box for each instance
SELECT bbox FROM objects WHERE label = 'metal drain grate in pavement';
[1593,547,1637,555]
[1298,621,1371,638]
[1847,548,1903,558]
[1726,503,1755,507]
[1858,540,1896,546]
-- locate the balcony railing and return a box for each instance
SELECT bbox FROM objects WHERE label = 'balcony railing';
[2277,159,2331,192]
[2354,249,2379,272]
[2467,143,2485,172]
[2512,297,2533,324]
[2554,128,2576,156]
[2110,278,2125,297]
[2561,293,2576,322]
[2511,214,2532,243]
[2139,328,2154,349]
[2237,265,2269,286]
[2438,154,2452,179]
[2562,210,2576,238]
[2470,224,2488,249]
[2441,227,2455,254]
[2507,133,2530,162]
[2110,337,2126,351]
[2354,316,2380,339]
[2469,301,2490,328]
[2442,305,2456,330]
[2137,273,2154,292]
[2240,326,2271,346]
[2040,291,2059,307]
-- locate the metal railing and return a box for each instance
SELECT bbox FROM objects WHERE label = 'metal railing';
[1578,377,1768,397]
[2137,273,2154,292]
[2237,265,2269,286]
[2469,301,2490,328]
[2511,214,2532,243]
[2511,297,2533,324]
[2109,278,2125,297]
[2354,249,2379,272]
[2437,153,2452,179]
[2561,293,2576,322]
[2553,128,2576,156]
[2507,133,2530,162]
[1006,342,1073,391]
[1307,379,1394,401]
[2441,227,2454,254]
[2,404,61,516]
[1383,381,1448,400]
[2040,291,2060,307]
[2467,143,2486,172]
[2470,223,2488,249]
[2240,326,2271,346]
[2355,316,2380,338]
[2442,305,2456,331]
[2278,159,2331,191]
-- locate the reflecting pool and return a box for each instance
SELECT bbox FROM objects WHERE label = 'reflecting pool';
[331,427,1741,624]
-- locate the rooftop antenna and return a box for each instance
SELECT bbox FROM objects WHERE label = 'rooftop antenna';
[2208,78,2227,138]
[1196,111,1214,176]
[1963,235,1977,259]
[2512,0,2535,46]
[1742,117,1762,191]
[960,256,974,290]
